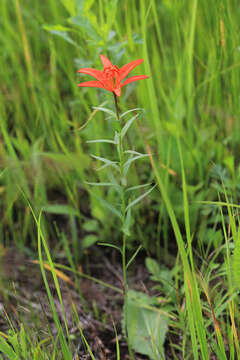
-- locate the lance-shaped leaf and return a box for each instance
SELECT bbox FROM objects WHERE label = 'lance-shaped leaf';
[126,183,152,192]
[120,108,144,118]
[87,139,116,144]
[85,181,117,187]
[125,150,144,155]
[126,184,157,211]
[121,114,139,139]
[98,242,122,254]
[91,154,118,171]
[92,106,116,118]
[123,153,149,177]
[127,245,143,269]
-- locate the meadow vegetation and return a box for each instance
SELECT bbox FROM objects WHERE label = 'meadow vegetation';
[1,0,240,359]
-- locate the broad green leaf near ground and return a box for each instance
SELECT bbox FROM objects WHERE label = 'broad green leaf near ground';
[123,290,168,359]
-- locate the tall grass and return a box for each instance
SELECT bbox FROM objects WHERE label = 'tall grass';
[0,0,239,249]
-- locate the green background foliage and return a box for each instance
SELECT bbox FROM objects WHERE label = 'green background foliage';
[2,0,240,255]
[1,0,240,358]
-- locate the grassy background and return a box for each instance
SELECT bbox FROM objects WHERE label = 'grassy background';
[1,0,240,358]
[1,0,239,252]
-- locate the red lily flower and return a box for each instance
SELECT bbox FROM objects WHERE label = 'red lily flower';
[78,55,148,97]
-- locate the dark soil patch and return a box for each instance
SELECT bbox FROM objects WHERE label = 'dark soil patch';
[0,245,161,359]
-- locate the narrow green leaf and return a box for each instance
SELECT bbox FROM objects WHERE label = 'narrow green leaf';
[125,150,143,155]
[120,108,143,118]
[91,154,118,170]
[87,139,116,144]
[44,24,71,32]
[98,242,122,253]
[124,153,149,169]
[121,114,139,139]
[126,184,156,211]
[96,163,113,171]
[85,181,118,187]
[92,106,116,118]
[124,153,149,177]
[112,318,120,360]
[126,245,143,269]
[78,327,96,360]
[126,183,151,192]
[37,213,72,359]
[197,200,240,209]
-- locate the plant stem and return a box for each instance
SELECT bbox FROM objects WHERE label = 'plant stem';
[113,93,132,358]
[113,94,127,294]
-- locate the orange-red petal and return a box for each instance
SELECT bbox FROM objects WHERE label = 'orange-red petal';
[78,81,104,88]
[100,54,113,69]
[119,59,144,81]
[121,75,148,87]
[78,68,104,81]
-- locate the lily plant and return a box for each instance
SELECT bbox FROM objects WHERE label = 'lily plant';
[78,55,154,356]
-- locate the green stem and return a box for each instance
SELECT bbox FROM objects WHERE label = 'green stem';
[113,93,127,290]
[113,94,127,290]
[113,93,133,358]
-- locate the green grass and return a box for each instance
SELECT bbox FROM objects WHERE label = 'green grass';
[1,0,240,358]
